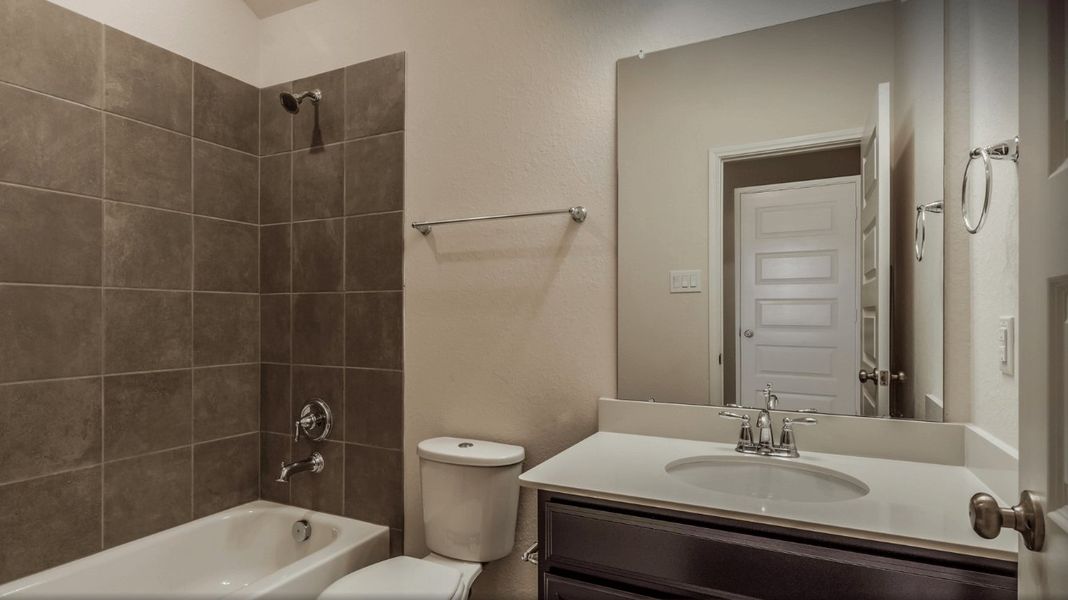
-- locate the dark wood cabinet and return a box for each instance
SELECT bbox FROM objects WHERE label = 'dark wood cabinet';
[537,491,1017,600]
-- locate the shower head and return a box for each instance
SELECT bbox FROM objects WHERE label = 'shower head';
[279,89,322,114]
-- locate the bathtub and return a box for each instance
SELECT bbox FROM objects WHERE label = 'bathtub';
[0,500,389,599]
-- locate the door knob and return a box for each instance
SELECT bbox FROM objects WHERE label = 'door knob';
[858,369,878,383]
[743,329,754,338]
[969,491,1044,551]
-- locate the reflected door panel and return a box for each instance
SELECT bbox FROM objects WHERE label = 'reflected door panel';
[860,82,892,417]
[737,177,860,414]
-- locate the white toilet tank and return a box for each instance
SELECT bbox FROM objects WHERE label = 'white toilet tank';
[417,437,525,563]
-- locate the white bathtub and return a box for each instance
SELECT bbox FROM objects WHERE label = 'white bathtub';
[0,501,389,599]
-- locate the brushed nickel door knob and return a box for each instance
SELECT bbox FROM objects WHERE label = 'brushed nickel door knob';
[743,329,754,338]
[969,491,1045,551]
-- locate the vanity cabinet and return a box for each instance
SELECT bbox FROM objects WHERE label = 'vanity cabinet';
[537,491,1017,600]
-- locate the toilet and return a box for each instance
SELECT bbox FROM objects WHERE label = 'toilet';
[319,437,525,599]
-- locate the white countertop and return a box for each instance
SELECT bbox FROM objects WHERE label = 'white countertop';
[520,432,1017,561]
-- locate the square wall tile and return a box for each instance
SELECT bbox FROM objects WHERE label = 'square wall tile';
[260,83,292,156]
[104,115,192,212]
[194,218,258,293]
[0,83,102,196]
[260,294,291,364]
[0,378,101,484]
[194,364,259,442]
[193,433,258,518]
[292,366,343,441]
[345,53,404,140]
[260,224,291,293]
[104,27,192,133]
[104,289,191,374]
[0,185,101,286]
[293,68,344,150]
[193,65,257,154]
[104,202,192,290]
[345,212,402,291]
[293,219,343,292]
[104,370,192,461]
[259,154,292,224]
[345,292,403,370]
[260,363,291,435]
[293,145,344,220]
[0,285,101,383]
[193,293,258,366]
[345,132,403,215]
[291,439,343,515]
[193,141,258,223]
[103,448,192,548]
[292,293,344,366]
[0,467,101,584]
[345,369,402,450]
[344,444,402,528]
[260,432,291,503]
[0,0,102,106]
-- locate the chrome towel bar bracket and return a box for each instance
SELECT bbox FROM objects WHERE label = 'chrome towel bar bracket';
[411,206,587,235]
[914,200,943,262]
[961,136,1019,234]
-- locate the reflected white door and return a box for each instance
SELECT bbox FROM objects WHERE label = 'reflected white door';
[860,82,892,417]
[737,177,860,414]
[1016,2,1068,596]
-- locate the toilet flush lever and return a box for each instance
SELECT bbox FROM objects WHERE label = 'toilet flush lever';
[294,399,333,442]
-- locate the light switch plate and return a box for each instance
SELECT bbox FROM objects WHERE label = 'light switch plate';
[670,270,701,293]
[998,316,1014,375]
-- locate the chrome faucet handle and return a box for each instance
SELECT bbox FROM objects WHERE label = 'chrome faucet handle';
[294,399,333,442]
[718,411,748,420]
[779,417,816,457]
[719,411,754,450]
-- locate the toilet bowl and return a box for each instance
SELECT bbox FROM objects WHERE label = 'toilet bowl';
[318,437,524,600]
[317,554,478,600]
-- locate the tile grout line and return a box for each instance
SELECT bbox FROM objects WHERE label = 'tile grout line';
[257,82,263,504]
[0,282,260,295]
[0,80,260,158]
[0,362,264,388]
[341,65,348,515]
[0,430,265,492]
[99,21,107,551]
[189,58,197,521]
[0,180,261,227]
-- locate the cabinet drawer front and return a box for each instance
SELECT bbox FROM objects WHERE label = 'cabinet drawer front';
[543,502,1015,600]
[544,574,660,600]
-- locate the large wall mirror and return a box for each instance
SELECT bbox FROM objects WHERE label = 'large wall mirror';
[617,1,945,420]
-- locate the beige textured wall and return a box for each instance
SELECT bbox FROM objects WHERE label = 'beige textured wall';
[942,0,1019,450]
[617,2,895,406]
[47,0,260,84]
[890,0,944,418]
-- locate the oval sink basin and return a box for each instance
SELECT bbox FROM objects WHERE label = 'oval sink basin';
[665,455,869,503]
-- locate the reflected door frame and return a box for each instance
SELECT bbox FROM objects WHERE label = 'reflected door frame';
[708,128,864,406]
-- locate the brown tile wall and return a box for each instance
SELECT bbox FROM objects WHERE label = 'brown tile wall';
[0,1,259,584]
[257,54,406,555]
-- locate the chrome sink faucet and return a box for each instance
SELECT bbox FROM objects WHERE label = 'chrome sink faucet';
[719,383,817,458]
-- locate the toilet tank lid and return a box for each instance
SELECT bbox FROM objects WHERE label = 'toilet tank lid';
[418,437,525,467]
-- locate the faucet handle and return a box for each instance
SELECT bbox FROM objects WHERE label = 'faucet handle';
[782,416,817,427]
[718,411,749,420]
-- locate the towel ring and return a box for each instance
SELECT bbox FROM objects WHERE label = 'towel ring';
[914,201,943,261]
[960,136,1019,234]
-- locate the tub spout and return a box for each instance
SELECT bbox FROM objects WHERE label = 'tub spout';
[276,452,324,483]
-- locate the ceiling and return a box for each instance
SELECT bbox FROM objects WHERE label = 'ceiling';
[243,0,319,19]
